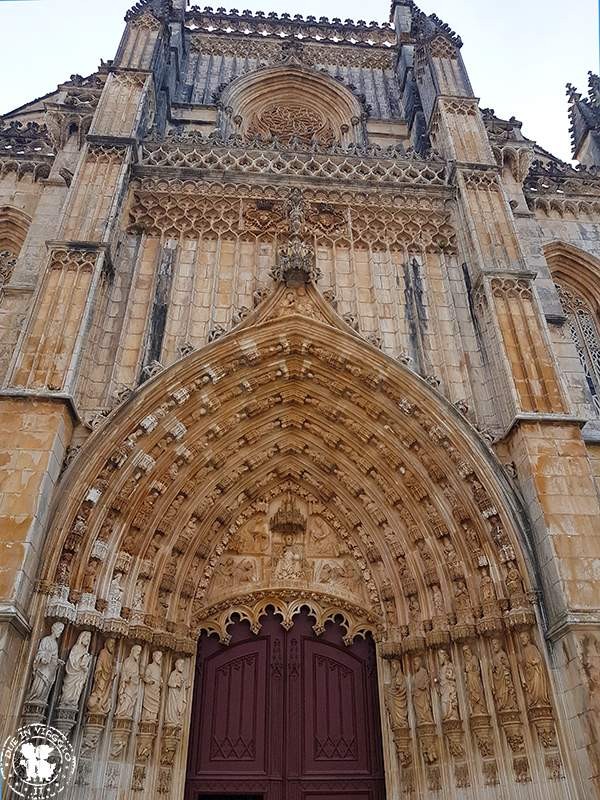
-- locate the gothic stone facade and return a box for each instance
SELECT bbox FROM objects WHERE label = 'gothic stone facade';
[1,0,600,798]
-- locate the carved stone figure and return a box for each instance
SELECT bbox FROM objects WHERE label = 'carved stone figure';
[505,562,525,598]
[26,622,65,704]
[518,631,551,708]
[115,644,142,718]
[432,584,445,615]
[479,567,497,603]
[87,638,116,714]
[413,655,434,724]
[59,630,92,707]
[438,649,459,721]
[386,660,408,728]
[274,533,305,581]
[107,572,124,617]
[490,638,518,711]
[142,650,163,722]
[463,645,488,715]
[165,659,189,726]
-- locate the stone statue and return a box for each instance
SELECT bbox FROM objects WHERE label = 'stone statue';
[107,572,124,617]
[115,644,142,718]
[87,638,116,714]
[505,562,525,598]
[26,622,65,704]
[141,650,163,722]
[479,567,497,603]
[386,660,408,728]
[165,659,189,726]
[490,638,518,711]
[438,649,459,721]
[432,584,445,615]
[463,645,488,716]
[412,655,434,725]
[59,630,92,707]
[518,630,550,708]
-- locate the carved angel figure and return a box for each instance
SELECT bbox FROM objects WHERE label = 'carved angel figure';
[386,660,408,729]
[438,649,459,721]
[141,650,163,722]
[115,644,142,718]
[59,630,92,707]
[165,659,189,726]
[518,631,550,708]
[463,645,488,716]
[87,638,116,714]
[26,622,65,704]
[412,655,434,725]
[479,567,497,603]
[490,638,518,711]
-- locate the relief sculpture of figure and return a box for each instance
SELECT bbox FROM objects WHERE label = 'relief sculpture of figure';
[165,658,189,726]
[412,655,434,725]
[26,622,65,704]
[59,630,92,707]
[87,638,116,714]
[115,644,142,718]
[141,650,163,722]
[463,645,488,716]
[490,638,518,711]
[518,630,551,708]
[438,649,459,721]
[386,659,408,729]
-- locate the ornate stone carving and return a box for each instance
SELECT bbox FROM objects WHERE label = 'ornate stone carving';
[518,630,551,709]
[141,650,163,722]
[490,637,518,711]
[115,644,142,718]
[25,622,65,705]
[462,645,488,716]
[59,630,92,708]
[412,655,434,725]
[437,649,459,721]
[165,658,190,726]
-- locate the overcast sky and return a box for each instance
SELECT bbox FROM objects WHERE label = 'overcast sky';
[0,0,596,161]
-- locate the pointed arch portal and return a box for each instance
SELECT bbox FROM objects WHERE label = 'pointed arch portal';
[32,283,568,797]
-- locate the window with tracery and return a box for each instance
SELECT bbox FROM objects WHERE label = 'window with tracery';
[556,283,600,413]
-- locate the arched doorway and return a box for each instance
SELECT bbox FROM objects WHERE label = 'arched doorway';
[185,609,386,800]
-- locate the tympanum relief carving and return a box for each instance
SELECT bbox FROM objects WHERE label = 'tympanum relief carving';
[206,493,368,607]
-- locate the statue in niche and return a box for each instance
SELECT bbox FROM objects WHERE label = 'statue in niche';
[107,572,124,617]
[505,562,525,599]
[115,644,142,718]
[441,538,460,570]
[490,638,518,711]
[165,659,189,726]
[59,631,92,707]
[26,622,65,704]
[141,650,163,722]
[87,638,116,714]
[386,659,408,728]
[453,579,473,619]
[463,645,488,716]
[131,579,145,624]
[274,533,305,582]
[479,567,497,603]
[518,630,551,708]
[408,594,421,626]
[412,655,434,725]
[432,584,445,616]
[81,559,100,594]
[437,649,459,721]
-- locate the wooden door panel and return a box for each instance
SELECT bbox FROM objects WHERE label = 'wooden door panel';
[197,638,269,774]
[302,641,369,774]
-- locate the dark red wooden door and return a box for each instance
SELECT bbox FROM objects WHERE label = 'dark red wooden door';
[185,609,385,800]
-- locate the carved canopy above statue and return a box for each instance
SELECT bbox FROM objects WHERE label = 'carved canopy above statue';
[220,65,366,146]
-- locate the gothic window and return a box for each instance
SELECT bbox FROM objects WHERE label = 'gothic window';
[557,282,600,413]
[0,206,30,288]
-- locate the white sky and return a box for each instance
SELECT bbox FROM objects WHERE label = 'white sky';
[0,0,597,161]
